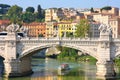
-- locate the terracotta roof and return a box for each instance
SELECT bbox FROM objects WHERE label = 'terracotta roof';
[0,20,10,25]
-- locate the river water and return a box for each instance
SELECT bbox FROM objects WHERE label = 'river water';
[1,58,120,80]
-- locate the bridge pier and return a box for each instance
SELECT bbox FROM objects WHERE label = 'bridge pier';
[96,60,116,78]
[4,57,32,77]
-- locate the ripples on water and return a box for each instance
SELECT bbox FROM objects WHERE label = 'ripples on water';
[1,58,120,80]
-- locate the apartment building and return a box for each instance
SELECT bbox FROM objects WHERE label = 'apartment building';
[23,22,46,37]
[46,22,56,38]
[0,20,10,32]
[45,8,64,22]
[57,22,77,37]
[101,7,119,16]
[89,22,100,38]
[109,17,120,38]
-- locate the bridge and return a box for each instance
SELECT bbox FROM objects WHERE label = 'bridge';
[0,23,120,78]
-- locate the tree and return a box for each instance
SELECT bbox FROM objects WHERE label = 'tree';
[66,32,73,37]
[37,5,42,19]
[38,34,44,37]
[90,7,94,13]
[0,4,10,14]
[21,12,35,23]
[7,5,23,23]
[34,5,45,22]
[75,19,90,38]
[26,7,35,13]
[101,6,112,11]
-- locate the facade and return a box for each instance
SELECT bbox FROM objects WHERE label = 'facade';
[45,8,84,22]
[109,17,120,38]
[45,8,60,22]
[46,22,55,38]
[23,22,46,37]
[45,21,77,38]
[89,22,100,38]
[57,22,77,37]
[92,13,120,38]
[101,7,119,16]
[45,8,66,22]
[93,13,112,24]
[0,20,10,32]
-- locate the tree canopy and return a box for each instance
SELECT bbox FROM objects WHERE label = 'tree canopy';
[90,7,94,13]
[0,4,10,14]
[7,5,23,23]
[75,19,90,38]
[101,6,112,11]
[26,7,35,13]
[0,4,45,23]
[21,12,35,23]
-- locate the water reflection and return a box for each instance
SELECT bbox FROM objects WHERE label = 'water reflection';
[1,58,120,80]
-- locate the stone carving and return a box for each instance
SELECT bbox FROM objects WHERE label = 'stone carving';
[20,26,28,33]
[20,26,28,37]
[6,23,19,33]
[93,48,97,51]
[99,24,112,35]
[0,47,5,50]
[101,42,109,49]
[97,59,107,65]
[8,41,15,48]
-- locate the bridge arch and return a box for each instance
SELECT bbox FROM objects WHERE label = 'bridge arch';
[19,44,98,60]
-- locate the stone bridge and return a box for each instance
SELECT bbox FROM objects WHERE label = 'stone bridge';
[0,23,120,78]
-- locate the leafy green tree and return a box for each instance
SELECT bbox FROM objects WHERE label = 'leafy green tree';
[66,32,73,37]
[0,4,10,14]
[26,7,35,13]
[90,7,94,13]
[75,19,90,38]
[7,5,23,23]
[57,46,78,60]
[101,6,112,12]
[35,5,45,22]
[38,34,44,37]
[37,5,42,19]
[21,12,35,23]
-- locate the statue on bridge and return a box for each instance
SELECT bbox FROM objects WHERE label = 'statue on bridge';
[6,23,19,33]
[20,26,28,37]
[99,23,112,35]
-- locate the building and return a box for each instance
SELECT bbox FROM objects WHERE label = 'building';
[57,22,77,37]
[93,13,113,24]
[101,7,119,16]
[89,22,100,38]
[46,22,55,38]
[23,22,46,37]
[45,8,63,22]
[0,20,10,32]
[45,8,84,22]
[109,17,120,38]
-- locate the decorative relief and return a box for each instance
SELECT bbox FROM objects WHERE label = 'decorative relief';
[97,59,107,65]
[101,42,109,49]
[8,41,16,48]
[99,24,112,35]
[93,48,97,51]
[6,23,19,33]
[0,47,5,50]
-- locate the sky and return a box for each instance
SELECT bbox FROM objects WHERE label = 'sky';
[0,0,120,10]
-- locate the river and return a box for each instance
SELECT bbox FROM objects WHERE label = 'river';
[1,58,120,80]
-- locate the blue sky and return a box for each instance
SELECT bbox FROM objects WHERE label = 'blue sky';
[0,0,120,10]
